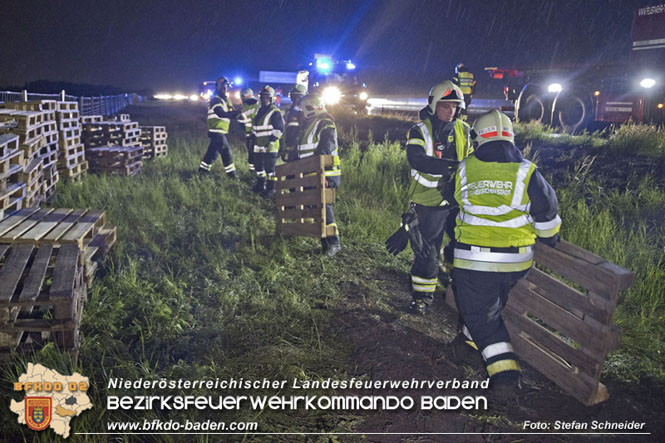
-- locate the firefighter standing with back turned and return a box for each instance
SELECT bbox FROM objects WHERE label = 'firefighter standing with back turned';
[199,76,241,178]
[291,94,342,256]
[405,81,472,315]
[238,88,259,173]
[251,86,284,198]
[445,110,561,393]
[452,63,476,121]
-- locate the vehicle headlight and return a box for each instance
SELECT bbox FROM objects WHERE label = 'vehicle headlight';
[322,86,342,105]
[359,91,368,101]
[640,78,656,89]
[547,83,562,93]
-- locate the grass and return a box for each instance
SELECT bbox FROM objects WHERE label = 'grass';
[604,122,665,158]
[1,103,664,440]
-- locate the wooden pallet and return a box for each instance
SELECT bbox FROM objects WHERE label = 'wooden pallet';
[2,100,57,112]
[275,155,336,238]
[0,134,19,158]
[0,207,117,285]
[0,243,85,358]
[79,115,103,124]
[0,183,26,221]
[0,150,24,191]
[56,101,78,112]
[445,240,633,405]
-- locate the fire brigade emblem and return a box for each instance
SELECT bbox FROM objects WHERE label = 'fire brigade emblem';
[25,397,52,431]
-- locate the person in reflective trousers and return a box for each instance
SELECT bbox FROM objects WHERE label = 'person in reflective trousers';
[446,110,561,393]
[238,88,259,172]
[405,81,472,315]
[452,63,476,121]
[199,76,240,177]
[251,86,284,198]
[295,94,342,256]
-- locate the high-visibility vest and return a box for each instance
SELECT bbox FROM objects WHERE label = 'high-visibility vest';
[239,101,259,135]
[455,71,475,95]
[253,105,282,153]
[207,94,233,134]
[453,157,562,272]
[298,116,341,178]
[407,118,471,207]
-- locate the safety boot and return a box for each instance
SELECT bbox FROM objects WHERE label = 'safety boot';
[262,180,276,199]
[227,171,238,180]
[251,177,265,194]
[408,299,427,315]
[326,236,341,257]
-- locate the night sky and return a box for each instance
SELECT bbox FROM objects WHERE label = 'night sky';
[0,0,657,94]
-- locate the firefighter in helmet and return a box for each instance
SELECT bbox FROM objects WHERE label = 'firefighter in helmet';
[293,94,341,255]
[199,76,241,177]
[405,80,472,315]
[452,63,477,121]
[283,83,307,161]
[251,85,284,198]
[445,110,561,393]
[238,88,259,172]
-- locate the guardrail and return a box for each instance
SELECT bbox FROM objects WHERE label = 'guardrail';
[0,90,137,116]
[366,97,515,117]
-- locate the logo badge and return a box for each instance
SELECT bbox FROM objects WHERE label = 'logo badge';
[25,397,52,431]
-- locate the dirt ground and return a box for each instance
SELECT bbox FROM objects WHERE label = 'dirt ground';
[334,267,665,442]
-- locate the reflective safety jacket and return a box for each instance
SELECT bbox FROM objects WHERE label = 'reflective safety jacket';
[298,114,341,183]
[252,104,284,153]
[407,117,471,207]
[453,143,561,272]
[453,71,476,95]
[239,98,259,135]
[207,94,234,134]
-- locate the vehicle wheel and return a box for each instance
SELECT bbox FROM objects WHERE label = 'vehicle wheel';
[554,92,593,134]
[516,88,550,124]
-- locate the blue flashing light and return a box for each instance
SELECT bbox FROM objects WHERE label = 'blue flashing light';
[316,57,333,75]
[233,76,243,85]
[346,61,356,70]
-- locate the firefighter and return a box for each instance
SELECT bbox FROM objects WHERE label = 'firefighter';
[283,84,307,161]
[447,110,561,391]
[406,81,472,315]
[251,85,284,198]
[296,94,341,255]
[238,88,259,172]
[199,76,241,178]
[452,63,476,121]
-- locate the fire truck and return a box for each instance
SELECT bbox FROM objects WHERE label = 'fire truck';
[486,4,665,133]
[302,54,370,112]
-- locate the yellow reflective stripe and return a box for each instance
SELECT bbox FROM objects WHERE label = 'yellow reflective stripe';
[324,170,341,177]
[453,257,533,272]
[454,246,534,264]
[486,359,521,377]
[224,163,236,172]
[534,215,562,237]
[412,284,436,292]
[407,138,426,147]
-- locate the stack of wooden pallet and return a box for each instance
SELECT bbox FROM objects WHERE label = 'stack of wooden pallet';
[139,126,168,158]
[81,119,141,148]
[0,134,26,220]
[86,145,143,176]
[56,102,87,183]
[0,207,117,358]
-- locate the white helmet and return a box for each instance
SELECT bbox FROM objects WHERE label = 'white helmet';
[472,110,515,148]
[427,80,464,115]
[301,94,327,119]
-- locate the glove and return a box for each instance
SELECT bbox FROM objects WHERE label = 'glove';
[229,109,242,119]
[385,205,420,256]
[537,234,560,248]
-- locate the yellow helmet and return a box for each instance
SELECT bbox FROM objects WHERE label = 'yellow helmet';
[472,110,515,148]
[427,80,464,115]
